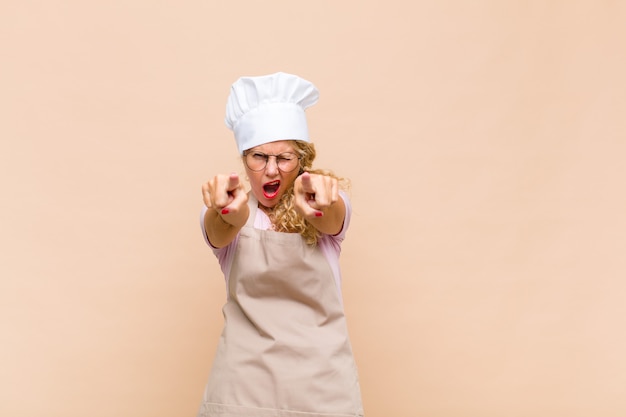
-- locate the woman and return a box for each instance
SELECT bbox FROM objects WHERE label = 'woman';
[198,72,364,417]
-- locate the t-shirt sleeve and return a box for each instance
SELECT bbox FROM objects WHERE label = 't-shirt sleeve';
[331,190,352,242]
[317,191,351,295]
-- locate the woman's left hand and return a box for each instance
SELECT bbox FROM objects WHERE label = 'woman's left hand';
[294,172,338,217]
[294,172,345,235]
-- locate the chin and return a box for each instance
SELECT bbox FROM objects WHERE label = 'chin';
[261,201,278,209]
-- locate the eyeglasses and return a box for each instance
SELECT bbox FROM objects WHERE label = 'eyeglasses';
[243,151,301,172]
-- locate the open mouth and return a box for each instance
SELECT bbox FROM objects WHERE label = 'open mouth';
[263,180,280,199]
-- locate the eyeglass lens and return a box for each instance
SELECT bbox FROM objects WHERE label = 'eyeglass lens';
[245,152,299,172]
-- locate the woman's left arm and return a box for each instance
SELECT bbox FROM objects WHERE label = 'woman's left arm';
[294,172,346,236]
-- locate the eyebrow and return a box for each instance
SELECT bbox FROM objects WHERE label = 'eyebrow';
[250,151,295,155]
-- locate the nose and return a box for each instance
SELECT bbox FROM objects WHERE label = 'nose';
[265,155,279,175]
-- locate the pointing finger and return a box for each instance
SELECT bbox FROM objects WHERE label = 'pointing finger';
[226,172,240,192]
[300,172,315,193]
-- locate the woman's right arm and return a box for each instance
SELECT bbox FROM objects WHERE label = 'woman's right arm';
[202,173,249,248]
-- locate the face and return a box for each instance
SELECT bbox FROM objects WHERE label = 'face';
[243,140,301,209]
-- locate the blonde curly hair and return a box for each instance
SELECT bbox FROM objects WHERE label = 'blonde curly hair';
[253,140,348,246]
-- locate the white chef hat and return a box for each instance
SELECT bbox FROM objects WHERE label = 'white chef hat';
[225,72,319,154]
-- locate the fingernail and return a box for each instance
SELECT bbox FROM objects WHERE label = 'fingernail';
[221,208,229,215]
[315,211,323,217]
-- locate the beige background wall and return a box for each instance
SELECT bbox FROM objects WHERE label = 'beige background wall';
[2,1,625,416]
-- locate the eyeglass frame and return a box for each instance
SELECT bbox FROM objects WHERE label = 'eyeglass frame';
[242,150,302,172]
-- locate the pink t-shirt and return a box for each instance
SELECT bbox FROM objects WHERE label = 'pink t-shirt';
[200,192,351,300]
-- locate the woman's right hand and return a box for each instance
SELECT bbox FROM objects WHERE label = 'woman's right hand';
[202,173,248,221]
[202,173,249,247]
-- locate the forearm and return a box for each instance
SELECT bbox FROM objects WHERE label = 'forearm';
[204,205,249,248]
[303,196,346,236]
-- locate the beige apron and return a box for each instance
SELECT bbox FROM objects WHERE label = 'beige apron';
[198,194,364,417]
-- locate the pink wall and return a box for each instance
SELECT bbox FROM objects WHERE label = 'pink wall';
[2,1,625,416]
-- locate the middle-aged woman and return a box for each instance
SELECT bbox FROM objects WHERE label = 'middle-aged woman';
[197,72,364,417]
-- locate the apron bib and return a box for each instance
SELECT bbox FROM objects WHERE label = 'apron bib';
[198,195,363,417]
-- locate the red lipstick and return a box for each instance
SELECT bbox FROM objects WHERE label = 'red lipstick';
[262,180,280,199]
